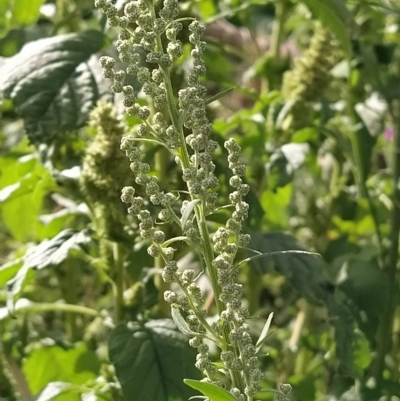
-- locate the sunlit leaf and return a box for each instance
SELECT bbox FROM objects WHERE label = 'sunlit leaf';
[0,30,110,144]
[184,380,237,401]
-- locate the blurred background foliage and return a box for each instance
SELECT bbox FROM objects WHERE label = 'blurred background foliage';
[0,0,400,400]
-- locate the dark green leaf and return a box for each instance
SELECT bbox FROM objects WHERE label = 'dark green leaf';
[301,0,356,57]
[184,380,238,401]
[249,231,356,376]
[337,256,389,341]
[109,319,201,401]
[0,30,110,144]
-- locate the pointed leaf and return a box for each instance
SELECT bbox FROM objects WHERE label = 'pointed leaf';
[0,30,110,144]
[184,380,238,401]
[181,199,200,231]
[109,319,201,401]
[255,312,274,353]
[171,305,199,337]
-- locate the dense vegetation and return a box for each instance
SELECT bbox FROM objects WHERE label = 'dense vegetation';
[0,0,400,400]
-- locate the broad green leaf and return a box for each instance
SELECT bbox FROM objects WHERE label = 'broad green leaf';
[249,231,356,376]
[11,0,46,26]
[0,257,23,287]
[301,0,356,57]
[0,155,54,241]
[23,344,100,395]
[184,380,238,401]
[6,229,91,299]
[0,30,110,144]
[336,256,389,342]
[109,319,201,401]
[260,185,292,228]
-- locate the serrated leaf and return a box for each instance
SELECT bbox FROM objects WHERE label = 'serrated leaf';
[0,30,111,144]
[109,319,201,401]
[301,0,356,57]
[184,380,238,401]
[181,199,200,231]
[6,229,91,298]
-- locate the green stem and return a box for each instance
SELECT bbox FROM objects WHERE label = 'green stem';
[269,0,288,61]
[374,101,400,384]
[61,261,80,341]
[113,242,125,324]
[150,4,244,392]
[155,256,171,317]
[5,302,100,317]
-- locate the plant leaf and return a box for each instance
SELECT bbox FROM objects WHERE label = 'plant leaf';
[184,380,238,401]
[6,229,91,301]
[0,30,110,144]
[301,0,357,57]
[23,345,100,395]
[181,199,200,231]
[11,0,46,26]
[171,305,199,337]
[109,319,201,401]
[255,312,274,354]
[249,231,356,376]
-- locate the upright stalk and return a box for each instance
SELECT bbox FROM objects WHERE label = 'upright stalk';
[374,100,400,383]
[113,242,125,324]
[269,0,288,61]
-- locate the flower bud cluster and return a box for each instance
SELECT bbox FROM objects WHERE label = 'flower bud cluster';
[210,138,260,397]
[97,0,262,396]
[281,24,338,132]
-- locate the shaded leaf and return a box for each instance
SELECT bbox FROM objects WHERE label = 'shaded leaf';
[249,231,356,376]
[0,30,110,144]
[109,319,201,401]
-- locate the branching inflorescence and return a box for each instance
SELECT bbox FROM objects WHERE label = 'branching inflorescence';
[94,1,282,400]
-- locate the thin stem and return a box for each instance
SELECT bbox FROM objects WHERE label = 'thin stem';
[149,4,244,392]
[374,100,400,383]
[4,302,100,317]
[269,1,287,61]
[113,242,125,324]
